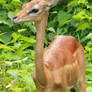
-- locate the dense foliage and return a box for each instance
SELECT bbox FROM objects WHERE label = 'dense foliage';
[0,0,92,92]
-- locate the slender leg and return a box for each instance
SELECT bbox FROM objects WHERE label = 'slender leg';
[74,76,86,92]
[70,82,80,92]
[79,76,86,92]
[76,46,86,92]
[75,82,80,92]
[32,71,44,92]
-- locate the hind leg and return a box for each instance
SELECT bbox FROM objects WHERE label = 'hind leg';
[79,76,86,92]
[76,46,86,92]
[74,82,80,92]
[74,76,86,92]
[70,84,80,92]
[70,82,81,92]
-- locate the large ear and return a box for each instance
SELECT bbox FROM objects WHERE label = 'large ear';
[46,0,59,10]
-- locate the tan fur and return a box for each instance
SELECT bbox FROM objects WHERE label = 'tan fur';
[33,35,86,92]
[13,0,86,92]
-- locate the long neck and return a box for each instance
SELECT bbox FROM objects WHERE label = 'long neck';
[35,12,48,86]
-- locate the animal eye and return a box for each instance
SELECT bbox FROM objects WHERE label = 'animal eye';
[28,9,39,14]
[31,9,39,13]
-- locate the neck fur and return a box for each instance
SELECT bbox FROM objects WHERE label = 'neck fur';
[35,11,48,86]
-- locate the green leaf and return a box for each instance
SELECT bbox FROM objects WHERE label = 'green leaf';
[8,33,21,44]
[86,74,92,80]
[67,0,78,7]
[0,44,14,51]
[20,36,36,43]
[58,10,72,26]
[86,68,92,72]
[18,29,26,32]
[73,11,86,20]
[0,38,4,43]
[8,12,14,19]
[11,88,22,92]
[0,0,6,4]
[86,33,92,39]
[5,62,12,66]
[76,23,89,32]
[7,70,24,73]
[12,0,21,6]
[5,54,12,61]
[87,87,92,92]
[86,64,92,68]
[48,27,55,33]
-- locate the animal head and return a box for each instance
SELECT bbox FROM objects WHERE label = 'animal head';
[12,0,59,23]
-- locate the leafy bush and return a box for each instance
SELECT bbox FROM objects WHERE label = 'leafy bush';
[0,0,92,92]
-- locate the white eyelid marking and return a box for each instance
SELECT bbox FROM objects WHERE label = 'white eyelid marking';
[27,4,41,16]
[27,4,39,14]
[33,4,39,9]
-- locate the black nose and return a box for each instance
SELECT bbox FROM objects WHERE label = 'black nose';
[13,16,17,20]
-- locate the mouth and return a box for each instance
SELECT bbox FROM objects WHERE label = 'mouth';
[12,20,22,24]
[12,16,20,24]
[12,19,19,24]
[12,15,35,23]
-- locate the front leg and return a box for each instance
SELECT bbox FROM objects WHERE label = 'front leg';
[53,68,67,92]
[74,77,86,92]
[32,71,44,92]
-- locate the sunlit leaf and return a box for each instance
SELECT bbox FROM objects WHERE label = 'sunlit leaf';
[76,23,89,32]
[0,44,14,51]
[18,29,26,32]
[87,87,92,92]
[58,10,72,26]
[86,33,92,39]
[73,11,86,20]
[20,36,36,43]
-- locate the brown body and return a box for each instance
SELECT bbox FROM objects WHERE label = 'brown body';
[12,0,86,92]
[33,35,86,92]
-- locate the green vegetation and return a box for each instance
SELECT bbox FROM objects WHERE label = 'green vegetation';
[0,0,92,92]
